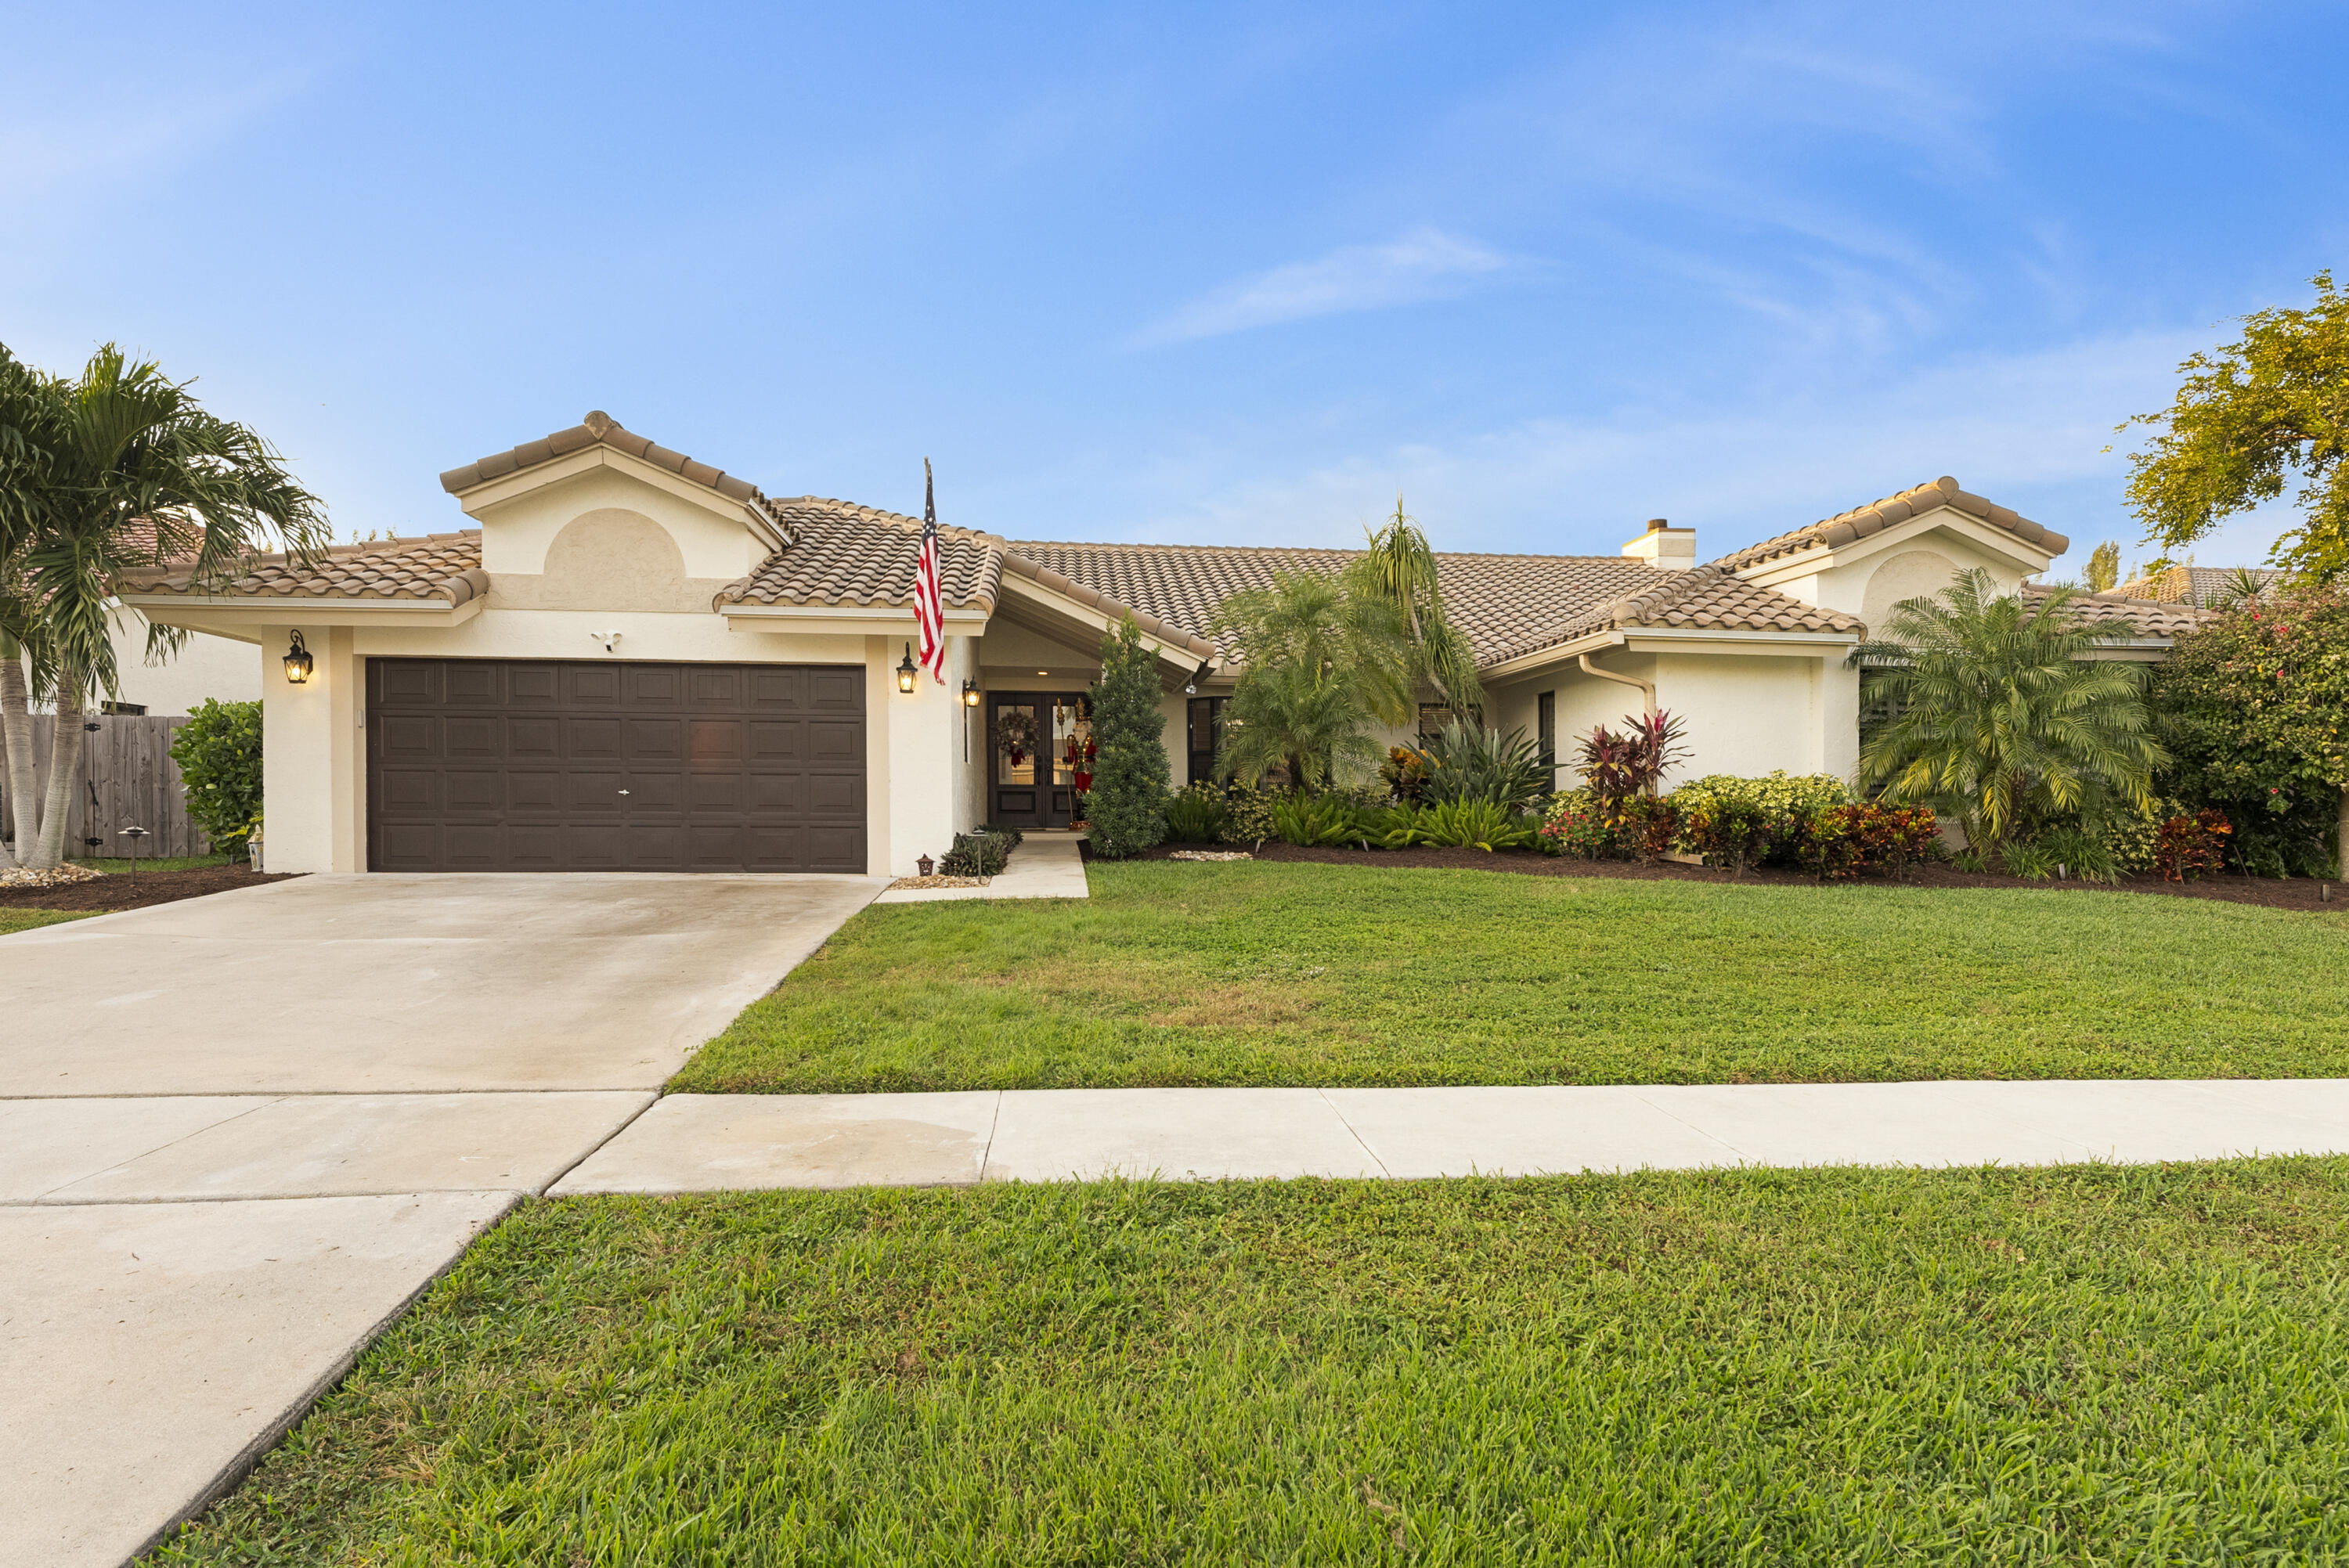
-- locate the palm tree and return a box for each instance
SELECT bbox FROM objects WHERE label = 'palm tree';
[1211,570,1412,791]
[1854,568,2166,857]
[1344,494,1484,719]
[0,344,328,867]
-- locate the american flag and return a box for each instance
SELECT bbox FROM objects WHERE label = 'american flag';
[914,458,947,683]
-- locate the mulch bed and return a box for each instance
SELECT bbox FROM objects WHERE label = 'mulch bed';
[1099,839,2346,912]
[0,864,298,912]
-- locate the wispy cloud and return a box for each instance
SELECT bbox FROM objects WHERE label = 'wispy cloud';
[1129,227,1511,347]
[0,71,311,203]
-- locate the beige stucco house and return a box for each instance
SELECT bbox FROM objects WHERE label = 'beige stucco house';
[118,411,2192,878]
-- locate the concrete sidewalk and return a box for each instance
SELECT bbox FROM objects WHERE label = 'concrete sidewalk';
[873,830,1088,903]
[551,1078,2349,1193]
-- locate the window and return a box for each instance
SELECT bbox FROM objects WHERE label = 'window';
[99,701,147,716]
[1536,691,1556,773]
[1186,697,1227,785]
[1416,702,1455,741]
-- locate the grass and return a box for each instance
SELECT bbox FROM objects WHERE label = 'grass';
[0,908,97,935]
[68,852,233,874]
[159,1162,2349,1564]
[675,860,2349,1093]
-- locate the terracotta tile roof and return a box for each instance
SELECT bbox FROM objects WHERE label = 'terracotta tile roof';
[1002,541,1847,666]
[1719,476,2069,571]
[116,531,487,605]
[715,497,1005,614]
[2022,584,2217,639]
[2110,564,2279,608]
[1485,565,1866,665]
[438,410,784,526]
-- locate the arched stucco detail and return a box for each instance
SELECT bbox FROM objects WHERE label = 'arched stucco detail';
[1859,549,1961,636]
[489,507,728,613]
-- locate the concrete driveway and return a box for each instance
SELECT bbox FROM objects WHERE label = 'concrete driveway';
[0,871,882,1568]
[2,872,885,1095]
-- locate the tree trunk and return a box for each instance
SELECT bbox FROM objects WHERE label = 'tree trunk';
[29,672,85,869]
[0,640,37,867]
[2338,784,2348,881]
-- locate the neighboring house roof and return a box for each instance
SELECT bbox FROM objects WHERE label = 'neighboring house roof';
[115,531,489,606]
[716,496,1005,613]
[1718,475,2068,571]
[2110,564,2279,607]
[2021,585,2218,639]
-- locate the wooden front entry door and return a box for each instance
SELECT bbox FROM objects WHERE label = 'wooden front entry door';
[989,692,1092,827]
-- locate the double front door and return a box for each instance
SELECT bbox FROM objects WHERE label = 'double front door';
[989,692,1092,827]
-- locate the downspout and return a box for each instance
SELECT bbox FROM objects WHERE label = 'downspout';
[1578,647,1655,719]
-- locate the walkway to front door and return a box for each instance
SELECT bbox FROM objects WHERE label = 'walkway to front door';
[987,691,1093,828]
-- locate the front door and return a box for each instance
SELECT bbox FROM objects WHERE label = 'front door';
[990,692,1092,827]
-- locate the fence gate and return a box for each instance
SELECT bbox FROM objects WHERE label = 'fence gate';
[0,714,213,860]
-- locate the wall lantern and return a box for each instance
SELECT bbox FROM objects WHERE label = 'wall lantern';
[896,643,918,694]
[960,679,980,708]
[282,630,315,684]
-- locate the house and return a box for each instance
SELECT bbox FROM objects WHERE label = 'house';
[90,610,262,717]
[117,411,2192,878]
[2111,563,2280,608]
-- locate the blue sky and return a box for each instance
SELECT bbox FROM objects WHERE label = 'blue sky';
[6,2,2344,572]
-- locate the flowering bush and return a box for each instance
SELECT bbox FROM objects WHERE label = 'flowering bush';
[1537,791,1615,858]
[1795,803,1941,881]
[2154,809,2232,881]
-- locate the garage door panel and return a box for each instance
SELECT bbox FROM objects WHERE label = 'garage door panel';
[508,717,560,759]
[806,772,864,816]
[808,668,861,709]
[810,720,861,762]
[370,658,864,871]
[567,717,624,759]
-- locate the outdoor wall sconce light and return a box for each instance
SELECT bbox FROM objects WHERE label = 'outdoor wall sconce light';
[282,630,314,684]
[896,643,918,694]
[961,679,980,708]
[1183,658,1213,696]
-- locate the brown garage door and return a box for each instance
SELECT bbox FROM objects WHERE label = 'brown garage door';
[366,659,865,873]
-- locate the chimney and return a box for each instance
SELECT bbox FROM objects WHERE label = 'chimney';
[1621,517,1695,570]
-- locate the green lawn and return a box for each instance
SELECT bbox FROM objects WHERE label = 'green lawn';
[160,1162,2349,1563]
[69,852,233,873]
[676,860,2349,1093]
[0,908,96,936]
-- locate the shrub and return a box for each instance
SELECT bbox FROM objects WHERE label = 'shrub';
[1363,804,1433,849]
[980,824,1027,847]
[1162,786,1229,845]
[2154,809,2231,882]
[2033,824,2120,883]
[938,829,1016,878]
[1794,803,1939,881]
[1084,618,1171,859]
[1669,772,1849,868]
[1217,784,1279,846]
[1537,790,1618,859]
[1421,798,1538,851]
[1272,793,1361,847]
[1380,745,1434,805]
[1675,790,1776,877]
[1572,709,1690,802]
[1406,719,1550,813]
[170,698,263,860]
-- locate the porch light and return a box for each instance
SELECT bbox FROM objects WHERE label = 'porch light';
[282,631,314,685]
[896,643,918,694]
[961,679,980,708]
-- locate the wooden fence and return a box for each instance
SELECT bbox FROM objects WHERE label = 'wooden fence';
[0,714,213,860]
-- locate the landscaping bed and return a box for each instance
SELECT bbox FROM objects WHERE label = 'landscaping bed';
[677,860,2349,1094]
[0,863,294,912]
[157,1161,2349,1563]
[1125,838,2349,912]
